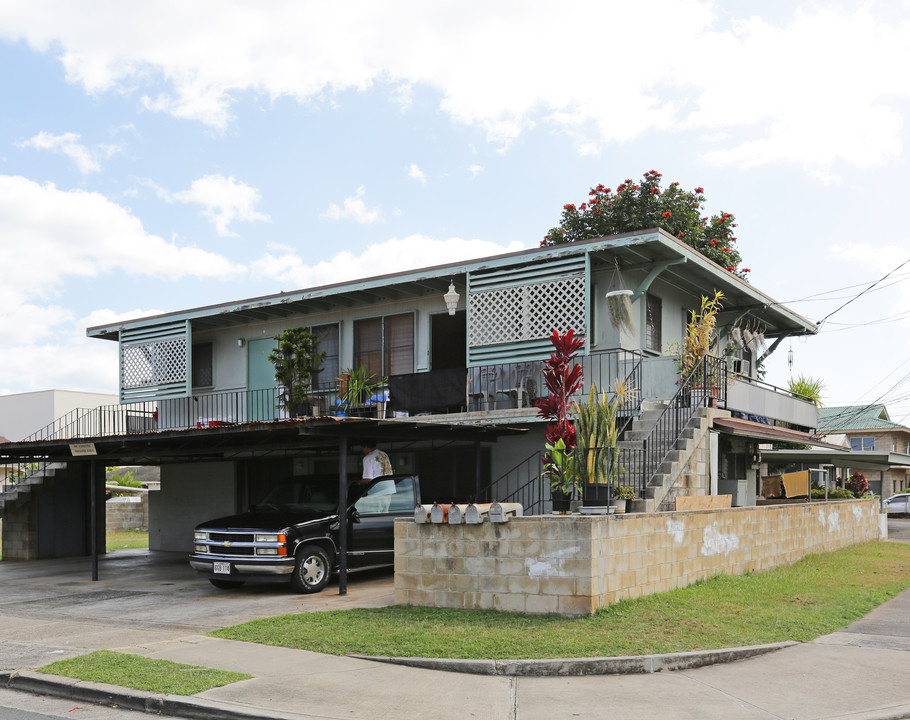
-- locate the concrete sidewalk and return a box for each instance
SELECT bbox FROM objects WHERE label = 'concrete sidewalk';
[1,530,909,719]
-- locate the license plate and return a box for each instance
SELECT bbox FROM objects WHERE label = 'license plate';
[214,562,231,575]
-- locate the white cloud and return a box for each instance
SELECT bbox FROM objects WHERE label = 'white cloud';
[4,2,910,172]
[251,234,526,288]
[467,164,484,179]
[168,174,270,237]
[0,176,247,394]
[18,131,118,173]
[321,186,382,225]
[408,163,427,184]
[0,175,245,299]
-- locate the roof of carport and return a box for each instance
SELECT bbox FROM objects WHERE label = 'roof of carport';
[0,416,526,465]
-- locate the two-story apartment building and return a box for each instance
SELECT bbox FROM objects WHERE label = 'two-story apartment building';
[1,228,821,558]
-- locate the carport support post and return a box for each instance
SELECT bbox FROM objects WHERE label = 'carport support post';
[90,458,98,581]
[338,436,348,595]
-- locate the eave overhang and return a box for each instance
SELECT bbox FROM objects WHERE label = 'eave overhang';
[86,229,817,342]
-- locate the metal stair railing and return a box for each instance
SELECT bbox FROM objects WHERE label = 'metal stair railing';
[629,354,727,499]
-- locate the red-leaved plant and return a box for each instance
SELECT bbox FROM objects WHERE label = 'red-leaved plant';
[535,329,585,493]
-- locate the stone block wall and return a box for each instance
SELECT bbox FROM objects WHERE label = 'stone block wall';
[394,499,882,616]
[106,493,148,532]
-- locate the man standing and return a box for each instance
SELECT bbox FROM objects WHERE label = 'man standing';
[360,439,392,483]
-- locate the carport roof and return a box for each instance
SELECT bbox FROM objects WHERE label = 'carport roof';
[0,416,526,465]
[759,448,910,471]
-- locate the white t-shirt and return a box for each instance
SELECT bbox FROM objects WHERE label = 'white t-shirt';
[362,448,392,480]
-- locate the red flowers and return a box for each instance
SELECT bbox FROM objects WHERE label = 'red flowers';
[743,268,751,272]
[563,203,576,211]
[694,187,704,193]
[662,210,672,217]
[726,266,735,271]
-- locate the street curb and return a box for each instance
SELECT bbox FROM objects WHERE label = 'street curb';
[0,670,289,720]
[350,641,800,676]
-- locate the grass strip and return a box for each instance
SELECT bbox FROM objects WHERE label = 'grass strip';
[38,650,251,696]
[211,541,910,660]
[106,529,149,552]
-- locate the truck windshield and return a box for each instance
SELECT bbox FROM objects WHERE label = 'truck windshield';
[256,479,340,513]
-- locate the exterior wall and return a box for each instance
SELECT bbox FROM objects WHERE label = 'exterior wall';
[197,293,446,396]
[149,462,236,552]
[106,492,149,532]
[394,499,882,616]
[0,390,118,442]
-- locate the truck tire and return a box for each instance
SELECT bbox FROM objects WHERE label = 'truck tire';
[209,578,245,589]
[291,544,332,593]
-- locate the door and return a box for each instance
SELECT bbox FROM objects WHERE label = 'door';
[430,311,466,371]
[247,337,278,421]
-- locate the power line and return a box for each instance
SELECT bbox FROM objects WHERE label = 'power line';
[815,258,910,329]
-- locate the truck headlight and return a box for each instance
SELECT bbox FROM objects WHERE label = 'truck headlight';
[256,547,279,556]
[194,531,209,541]
[194,544,209,553]
[255,533,280,543]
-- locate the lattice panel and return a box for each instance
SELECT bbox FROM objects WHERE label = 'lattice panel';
[527,276,585,338]
[469,276,586,347]
[470,286,525,346]
[121,338,186,388]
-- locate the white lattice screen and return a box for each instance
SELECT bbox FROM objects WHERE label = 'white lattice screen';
[469,275,586,347]
[121,338,187,389]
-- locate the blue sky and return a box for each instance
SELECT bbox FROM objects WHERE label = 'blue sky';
[1,1,909,422]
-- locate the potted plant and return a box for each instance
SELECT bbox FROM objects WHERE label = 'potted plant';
[572,378,636,507]
[268,326,326,417]
[611,484,637,514]
[671,289,724,404]
[542,438,579,512]
[535,329,585,513]
[337,366,386,417]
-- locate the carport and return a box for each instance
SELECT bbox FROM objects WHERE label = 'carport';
[0,415,524,593]
[759,447,910,498]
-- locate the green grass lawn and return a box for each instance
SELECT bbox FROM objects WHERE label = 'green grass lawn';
[211,541,910,660]
[38,650,251,695]
[0,529,149,559]
[106,529,149,551]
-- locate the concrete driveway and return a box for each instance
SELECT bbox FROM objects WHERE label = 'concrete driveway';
[0,549,395,670]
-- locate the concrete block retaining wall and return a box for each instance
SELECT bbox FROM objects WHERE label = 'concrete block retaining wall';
[394,499,882,616]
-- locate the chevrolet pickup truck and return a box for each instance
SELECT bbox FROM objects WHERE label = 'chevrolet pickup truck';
[188,474,420,593]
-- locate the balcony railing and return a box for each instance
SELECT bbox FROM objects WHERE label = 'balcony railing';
[13,350,642,444]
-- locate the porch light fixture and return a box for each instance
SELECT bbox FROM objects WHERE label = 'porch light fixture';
[444,281,460,315]
[237,338,245,348]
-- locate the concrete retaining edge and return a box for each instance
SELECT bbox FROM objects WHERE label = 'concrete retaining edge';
[0,671,290,720]
[350,641,800,676]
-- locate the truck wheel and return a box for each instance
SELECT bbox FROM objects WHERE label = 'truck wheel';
[209,579,245,589]
[291,545,332,593]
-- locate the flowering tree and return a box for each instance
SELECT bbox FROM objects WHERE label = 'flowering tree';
[541,170,750,280]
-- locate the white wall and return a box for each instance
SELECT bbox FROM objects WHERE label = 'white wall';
[0,390,119,441]
[149,462,236,551]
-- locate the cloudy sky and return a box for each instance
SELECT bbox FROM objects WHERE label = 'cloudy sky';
[1,0,909,422]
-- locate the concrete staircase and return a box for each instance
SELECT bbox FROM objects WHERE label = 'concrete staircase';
[0,462,67,517]
[620,404,729,513]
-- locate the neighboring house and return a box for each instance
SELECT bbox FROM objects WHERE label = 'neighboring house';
[0,390,119,442]
[1,228,822,558]
[816,404,910,497]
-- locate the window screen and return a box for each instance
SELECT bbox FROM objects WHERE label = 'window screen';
[312,324,339,389]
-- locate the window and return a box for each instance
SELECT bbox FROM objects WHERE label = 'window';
[354,313,414,377]
[645,294,662,352]
[850,436,875,451]
[192,343,213,388]
[311,324,339,389]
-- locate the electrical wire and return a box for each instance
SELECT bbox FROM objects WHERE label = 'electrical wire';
[814,258,910,329]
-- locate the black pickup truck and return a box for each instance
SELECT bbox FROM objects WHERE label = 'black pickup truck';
[188,474,420,593]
